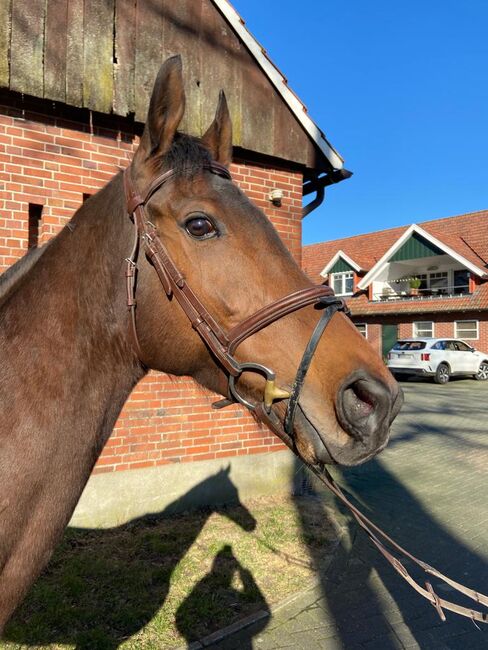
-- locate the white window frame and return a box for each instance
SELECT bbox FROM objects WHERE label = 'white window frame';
[428,271,448,291]
[413,321,434,338]
[454,320,479,340]
[355,323,368,338]
[331,271,354,296]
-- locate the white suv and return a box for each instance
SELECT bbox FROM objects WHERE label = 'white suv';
[387,338,488,384]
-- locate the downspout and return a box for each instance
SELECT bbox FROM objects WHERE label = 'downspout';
[302,168,353,218]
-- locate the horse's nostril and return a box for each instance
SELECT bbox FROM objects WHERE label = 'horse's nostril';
[342,380,377,421]
[337,373,393,442]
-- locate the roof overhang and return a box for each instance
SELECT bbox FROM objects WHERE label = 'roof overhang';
[320,250,363,277]
[357,224,488,290]
[211,0,344,170]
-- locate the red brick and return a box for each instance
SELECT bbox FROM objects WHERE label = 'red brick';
[0,103,305,473]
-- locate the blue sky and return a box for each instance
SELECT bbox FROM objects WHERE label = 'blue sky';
[231,1,488,245]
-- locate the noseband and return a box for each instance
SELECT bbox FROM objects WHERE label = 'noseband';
[123,163,348,443]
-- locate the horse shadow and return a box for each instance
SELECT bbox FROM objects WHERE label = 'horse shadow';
[4,466,260,649]
[293,456,488,649]
[176,544,270,648]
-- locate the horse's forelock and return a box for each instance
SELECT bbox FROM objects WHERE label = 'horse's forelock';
[155,132,213,178]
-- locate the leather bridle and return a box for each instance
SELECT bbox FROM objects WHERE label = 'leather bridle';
[123,161,348,441]
[123,162,488,625]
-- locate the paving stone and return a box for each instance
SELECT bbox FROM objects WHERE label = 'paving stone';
[210,382,488,650]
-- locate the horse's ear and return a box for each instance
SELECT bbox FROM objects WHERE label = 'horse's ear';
[139,55,185,160]
[201,90,233,167]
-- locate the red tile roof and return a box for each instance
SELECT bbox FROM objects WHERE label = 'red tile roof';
[303,209,488,284]
[302,209,488,314]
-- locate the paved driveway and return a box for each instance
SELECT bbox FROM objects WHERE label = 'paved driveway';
[216,380,488,649]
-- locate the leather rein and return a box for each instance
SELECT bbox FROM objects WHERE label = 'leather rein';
[123,162,487,625]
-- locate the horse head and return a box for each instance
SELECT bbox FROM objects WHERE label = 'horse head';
[208,465,256,532]
[126,56,403,469]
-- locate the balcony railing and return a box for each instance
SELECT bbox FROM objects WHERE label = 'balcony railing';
[372,284,471,302]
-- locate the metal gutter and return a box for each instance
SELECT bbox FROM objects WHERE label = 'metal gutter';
[302,169,353,217]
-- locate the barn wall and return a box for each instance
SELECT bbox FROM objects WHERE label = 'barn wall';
[0,97,304,475]
[0,0,326,170]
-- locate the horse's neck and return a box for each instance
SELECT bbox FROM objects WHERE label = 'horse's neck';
[0,173,144,474]
[0,243,49,306]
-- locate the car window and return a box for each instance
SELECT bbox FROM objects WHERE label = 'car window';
[455,341,472,352]
[392,341,426,350]
[445,341,457,351]
[431,341,446,350]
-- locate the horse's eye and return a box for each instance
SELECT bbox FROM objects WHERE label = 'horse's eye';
[185,215,217,239]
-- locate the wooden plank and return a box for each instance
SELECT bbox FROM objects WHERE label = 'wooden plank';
[134,0,164,122]
[0,0,12,87]
[44,0,68,103]
[113,0,136,116]
[273,95,311,166]
[66,0,84,107]
[83,0,114,113]
[197,1,242,143]
[10,0,46,96]
[162,0,203,135]
[240,56,275,158]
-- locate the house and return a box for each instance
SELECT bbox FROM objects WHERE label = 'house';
[303,210,488,357]
[0,0,347,523]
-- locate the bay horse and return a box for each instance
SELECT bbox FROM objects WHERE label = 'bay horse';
[0,55,402,631]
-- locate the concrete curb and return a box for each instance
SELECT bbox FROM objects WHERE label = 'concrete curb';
[179,609,270,649]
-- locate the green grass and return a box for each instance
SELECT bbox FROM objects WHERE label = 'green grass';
[2,495,340,649]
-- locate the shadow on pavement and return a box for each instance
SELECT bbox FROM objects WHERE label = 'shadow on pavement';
[294,455,488,649]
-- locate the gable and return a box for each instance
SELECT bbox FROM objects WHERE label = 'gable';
[304,210,488,287]
[329,258,355,274]
[390,232,444,262]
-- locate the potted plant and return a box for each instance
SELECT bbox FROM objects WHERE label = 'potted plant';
[409,277,422,296]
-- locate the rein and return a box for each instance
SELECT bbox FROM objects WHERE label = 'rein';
[123,162,488,626]
[263,413,488,625]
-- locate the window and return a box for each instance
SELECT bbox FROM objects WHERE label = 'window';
[393,340,426,350]
[431,340,447,350]
[417,274,428,291]
[331,271,354,296]
[454,340,472,351]
[413,321,434,337]
[453,270,470,294]
[454,320,479,340]
[28,203,43,249]
[429,272,448,293]
[355,323,367,337]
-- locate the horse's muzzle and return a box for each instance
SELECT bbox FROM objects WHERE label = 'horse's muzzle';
[333,371,403,464]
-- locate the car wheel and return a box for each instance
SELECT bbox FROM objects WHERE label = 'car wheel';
[475,361,488,381]
[434,363,450,384]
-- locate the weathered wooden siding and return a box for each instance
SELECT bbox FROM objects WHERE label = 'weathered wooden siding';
[0,0,327,170]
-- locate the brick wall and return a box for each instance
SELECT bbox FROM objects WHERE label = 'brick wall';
[353,314,488,357]
[397,314,488,352]
[0,97,304,473]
